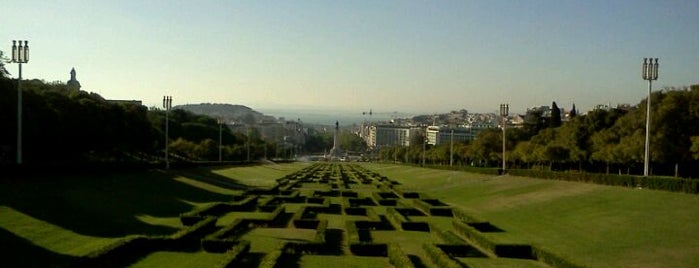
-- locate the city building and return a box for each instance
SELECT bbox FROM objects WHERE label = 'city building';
[367,125,421,148]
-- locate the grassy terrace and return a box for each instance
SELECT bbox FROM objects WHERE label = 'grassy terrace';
[363,163,699,268]
[1,161,697,267]
[0,163,309,267]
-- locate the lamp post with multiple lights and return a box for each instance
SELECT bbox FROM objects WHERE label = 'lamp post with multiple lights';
[642,58,659,177]
[163,96,173,169]
[500,104,509,173]
[11,40,29,164]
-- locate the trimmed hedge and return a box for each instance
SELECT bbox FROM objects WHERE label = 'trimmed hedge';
[532,245,584,268]
[257,249,283,268]
[314,219,328,243]
[387,243,415,268]
[202,219,249,252]
[80,217,218,266]
[386,208,430,232]
[179,196,258,226]
[216,240,251,268]
[422,243,462,268]
[508,169,699,194]
[452,219,497,254]
[78,235,153,267]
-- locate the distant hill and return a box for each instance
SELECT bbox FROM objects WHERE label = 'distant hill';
[174,103,276,124]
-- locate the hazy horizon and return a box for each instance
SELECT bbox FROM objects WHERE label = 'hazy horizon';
[3,1,698,114]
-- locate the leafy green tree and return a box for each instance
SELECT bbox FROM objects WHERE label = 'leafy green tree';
[0,50,9,79]
[550,101,562,128]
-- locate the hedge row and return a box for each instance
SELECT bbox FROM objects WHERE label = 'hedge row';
[80,217,218,267]
[386,208,430,232]
[387,243,415,268]
[216,240,251,268]
[202,219,248,253]
[314,219,328,243]
[507,169,699,194]
[179,196,258,226]
[422,243,462,268]
[430,224,467,245]
[257,249,283,268]
[452,219,498,255]
[452,219,582,267]
[452,208,487,224]
[411,199,453,217]
[531,246,584,268]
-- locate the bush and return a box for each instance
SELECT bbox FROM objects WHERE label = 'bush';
[79,235,153,267]
[202,219,250,253]
[507,169,699,194]
[422,243,462,268]
[387,244,414,268]
[216,240,251,268]
[452,219,496,253]
[257,249,283,268]
[314,219,328,244]
[532,245,584,268]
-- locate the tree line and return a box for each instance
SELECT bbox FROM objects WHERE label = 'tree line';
[378,85,699,178]
[0,77,295,165]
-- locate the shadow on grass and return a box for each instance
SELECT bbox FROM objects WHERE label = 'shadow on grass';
[276,252,301,268]
[235,252,266,268]
[323,228,345,255]
[408,254,429,268]
[0,227,79,267]
[173,168,258,191]
[0,170,235,237]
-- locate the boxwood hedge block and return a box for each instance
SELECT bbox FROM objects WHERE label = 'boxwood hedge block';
[216,240,251,268]
[422,243,462,268]
[387,243,415,268]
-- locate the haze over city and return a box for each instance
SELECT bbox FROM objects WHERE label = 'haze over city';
[2,0,697,114]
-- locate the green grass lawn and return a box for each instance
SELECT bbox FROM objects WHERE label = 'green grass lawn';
[129,251,224,268]
[298,255,392,268]
[0,167,251,265]
[210,162,311,187]
[362,163,699,268]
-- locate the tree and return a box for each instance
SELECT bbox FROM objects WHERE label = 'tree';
[0,50,10,80]
[550,101,562,128]
[569,103,577,118]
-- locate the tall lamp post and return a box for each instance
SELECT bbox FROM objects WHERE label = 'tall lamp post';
[163,96,172,169]
[642,58,659,177]
[422,134,427,166]
[11,40,29,164]
[500,104,509,173]
[217,118,224,162]
[449,129,454,167]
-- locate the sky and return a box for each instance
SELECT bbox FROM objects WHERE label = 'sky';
[2,0,698,115]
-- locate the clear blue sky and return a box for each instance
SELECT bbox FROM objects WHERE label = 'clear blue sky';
[2,0,698,114]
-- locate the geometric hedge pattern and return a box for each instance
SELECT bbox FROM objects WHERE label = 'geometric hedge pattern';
[80,163,578,268]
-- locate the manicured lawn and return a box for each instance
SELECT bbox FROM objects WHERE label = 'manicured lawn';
[241,228,317,252]
[211,162,311,187]
[299,255,392,268]
[129,251,224,267]
[362,163,699,268]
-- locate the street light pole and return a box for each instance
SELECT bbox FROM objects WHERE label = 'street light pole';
[642,58,659,177]
[450,129,454,167]
[422,134,426,167]
[163,96,172,169]
[500,104,509,173]
[11,40,29,165]
[218,118,223,162]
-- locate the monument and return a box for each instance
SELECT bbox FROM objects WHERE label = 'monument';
[328,121,342,159]
[67,68,81,90]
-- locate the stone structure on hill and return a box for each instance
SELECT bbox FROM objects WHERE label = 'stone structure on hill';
[67,68,81,90]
